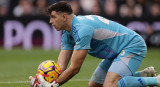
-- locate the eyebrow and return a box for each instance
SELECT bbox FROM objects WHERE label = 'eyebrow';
[50,15,56,18]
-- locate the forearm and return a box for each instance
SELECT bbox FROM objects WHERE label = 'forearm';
[56,50,88,85]
[56,66,79,85]
[57,50,73,72]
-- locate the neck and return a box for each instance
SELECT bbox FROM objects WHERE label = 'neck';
[65,14,74,32]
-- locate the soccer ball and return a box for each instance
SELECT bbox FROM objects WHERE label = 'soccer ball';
[37,60,61,83]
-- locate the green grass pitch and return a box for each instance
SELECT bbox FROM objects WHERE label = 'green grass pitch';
[0,47,159,87]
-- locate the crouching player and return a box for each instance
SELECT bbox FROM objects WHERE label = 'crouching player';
[30,1,160,87]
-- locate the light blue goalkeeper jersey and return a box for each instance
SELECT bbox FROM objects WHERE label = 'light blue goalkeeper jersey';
[61,15,147,59]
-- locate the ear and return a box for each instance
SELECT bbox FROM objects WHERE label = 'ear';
[62,14,67,21]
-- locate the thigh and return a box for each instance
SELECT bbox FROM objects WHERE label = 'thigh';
[89,59,112,85]
[109,49,144,77]
[108,60,132,77]
[103,60,132,87]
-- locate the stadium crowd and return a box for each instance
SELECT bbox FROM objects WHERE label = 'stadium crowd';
[0,0,160,47]
[0,0,160,18]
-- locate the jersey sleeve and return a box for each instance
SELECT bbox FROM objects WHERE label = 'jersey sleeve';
[73,25,94,50]
[61,31,74,50]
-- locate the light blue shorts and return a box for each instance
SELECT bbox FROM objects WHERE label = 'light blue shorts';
[90,48,146,84]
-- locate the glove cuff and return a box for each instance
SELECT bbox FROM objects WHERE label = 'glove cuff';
[51,80,59,87]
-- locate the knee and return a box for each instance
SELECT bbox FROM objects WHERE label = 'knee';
[103,75,121,87]
[103,79,120,87]
[88,81,93,87]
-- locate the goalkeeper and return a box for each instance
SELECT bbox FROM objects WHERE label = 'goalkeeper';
[30,1,160,87]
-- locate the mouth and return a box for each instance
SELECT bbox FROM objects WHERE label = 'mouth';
[54,25,57,28]
[51,24,56,28]
[53,25,58,30]
[51,24,54,26]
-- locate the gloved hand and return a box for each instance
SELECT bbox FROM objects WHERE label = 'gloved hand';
[29,75,42,87]
[37,74,59,87]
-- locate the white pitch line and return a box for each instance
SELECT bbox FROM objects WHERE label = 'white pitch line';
[0,81,30,84]
[0,79,90,84]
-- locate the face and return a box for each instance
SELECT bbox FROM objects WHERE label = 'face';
[49,11,65,31]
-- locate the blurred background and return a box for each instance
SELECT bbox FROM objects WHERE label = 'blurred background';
[0,0,160,50]
[0,0,160,87]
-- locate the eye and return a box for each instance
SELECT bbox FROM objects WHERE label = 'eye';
[50,15,56,19]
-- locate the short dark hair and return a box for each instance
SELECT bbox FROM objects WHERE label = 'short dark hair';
[47,1,73,15]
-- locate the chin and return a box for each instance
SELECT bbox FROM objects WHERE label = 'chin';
[56,29,61,31]
[55,28,61,31]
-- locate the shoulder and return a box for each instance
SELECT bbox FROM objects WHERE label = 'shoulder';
[72,24,94,35]
[72,25,94,42]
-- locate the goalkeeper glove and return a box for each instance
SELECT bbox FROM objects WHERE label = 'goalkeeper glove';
[37,74,59,87]
[29,75,42,87]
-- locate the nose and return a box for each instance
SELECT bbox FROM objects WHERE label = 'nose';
[49,20,52,24]
[49,18,53,24]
